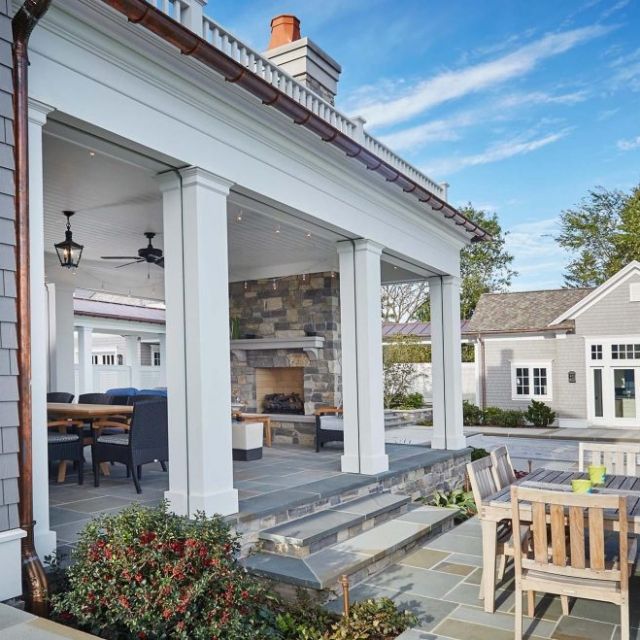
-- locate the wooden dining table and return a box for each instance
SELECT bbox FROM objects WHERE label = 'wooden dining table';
[478,467,640,613]
[47,403,134,482]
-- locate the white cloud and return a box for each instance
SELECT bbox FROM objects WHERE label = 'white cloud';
[350,25,611,128]
[423,129,570,175]
[600,0,630,19]
[610,48,640,91]
[379,90,587,152]
[617,136,640,150]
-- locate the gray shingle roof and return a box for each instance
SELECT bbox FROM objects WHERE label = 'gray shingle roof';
[467,288,594,333]
[382,321,471,338]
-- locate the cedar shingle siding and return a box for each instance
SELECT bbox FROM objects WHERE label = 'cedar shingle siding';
[0,0,19,532]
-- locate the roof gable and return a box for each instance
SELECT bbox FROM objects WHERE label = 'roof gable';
[550,261,640,325]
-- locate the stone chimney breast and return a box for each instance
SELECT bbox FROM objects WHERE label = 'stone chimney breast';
[264,15,342,105]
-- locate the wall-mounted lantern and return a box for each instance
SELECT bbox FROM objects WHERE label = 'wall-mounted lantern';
[568,371,576,384]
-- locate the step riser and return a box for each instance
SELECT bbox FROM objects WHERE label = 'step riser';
[261,503,409,557]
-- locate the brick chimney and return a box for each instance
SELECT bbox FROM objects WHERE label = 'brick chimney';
[264,15,342,105]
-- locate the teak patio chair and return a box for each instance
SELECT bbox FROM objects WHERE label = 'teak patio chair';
[467,457,523,599]
[578,442,640,476]
[511,485,636,640]
[490,445,517,489]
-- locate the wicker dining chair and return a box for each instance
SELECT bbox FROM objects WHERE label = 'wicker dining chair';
[47,392,74,403]
[48,433,84,485]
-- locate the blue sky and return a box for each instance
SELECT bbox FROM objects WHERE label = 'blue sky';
[209,1,640,290]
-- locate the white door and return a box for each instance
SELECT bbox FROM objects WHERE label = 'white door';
[612,367,639,424]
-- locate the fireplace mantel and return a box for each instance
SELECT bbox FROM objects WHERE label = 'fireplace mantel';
[230,336,325,360]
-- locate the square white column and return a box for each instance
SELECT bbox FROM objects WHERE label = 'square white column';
[77,326,93,395]
[157,333,167,387]
[46,282,76,395]
[158,167,238,517]
[28,99,56,558]
[429,275,466,450]
[338,240,388,475]
[125,335,141,389]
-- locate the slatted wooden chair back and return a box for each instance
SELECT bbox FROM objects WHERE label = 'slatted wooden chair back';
[490,445,516,489]
[510,486,628,588]
[579,442,640,476]
[466,456,499,508]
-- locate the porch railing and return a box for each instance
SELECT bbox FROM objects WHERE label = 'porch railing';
[149,0,447,200]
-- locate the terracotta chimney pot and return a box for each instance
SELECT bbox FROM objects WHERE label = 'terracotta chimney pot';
[268,14,301,49]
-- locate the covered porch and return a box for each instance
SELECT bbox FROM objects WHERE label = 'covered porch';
[25,0,473,564]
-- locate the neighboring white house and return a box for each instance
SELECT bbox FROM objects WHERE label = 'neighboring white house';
[468,261,640,428]
[0,0,489,601]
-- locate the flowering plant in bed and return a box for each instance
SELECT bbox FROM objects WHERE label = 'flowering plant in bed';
[50,502,277,639]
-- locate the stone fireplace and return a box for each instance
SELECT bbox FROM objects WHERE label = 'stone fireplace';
[255,367,304,414]
[229,273,341,428]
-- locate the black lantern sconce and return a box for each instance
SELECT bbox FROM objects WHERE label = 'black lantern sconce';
[568,371,576,384]
[54,210,83,269]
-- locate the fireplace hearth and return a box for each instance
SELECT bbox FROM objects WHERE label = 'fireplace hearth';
[262,393,304,415]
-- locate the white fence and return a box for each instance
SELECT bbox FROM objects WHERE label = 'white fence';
[74,366,162,396]
[407,363,476,403]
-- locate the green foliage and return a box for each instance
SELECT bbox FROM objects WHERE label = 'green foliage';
[428,489,477,522]
[525,399,556,427]
[51,502,277,640]
[383,336,431,363]
[482,406,526,428]
[388,392,424,410]
[556,184,640,287]
[463,400,484,426]
[230,316,241,340]
[325,598,417,640]
[470,447,490,461]
[461,343,476,363]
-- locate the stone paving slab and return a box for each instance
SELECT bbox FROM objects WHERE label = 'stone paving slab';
[0,605,99,639]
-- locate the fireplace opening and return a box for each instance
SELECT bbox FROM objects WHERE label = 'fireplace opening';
[255,367,305,415]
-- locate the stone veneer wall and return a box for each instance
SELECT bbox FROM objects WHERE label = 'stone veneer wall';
[229,272,341,416]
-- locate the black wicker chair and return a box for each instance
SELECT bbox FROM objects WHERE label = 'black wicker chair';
[47,392,74,403]
[48,433,84,484]
[92,399,168,494]
[78,393,111,404]
[315,407,344,452]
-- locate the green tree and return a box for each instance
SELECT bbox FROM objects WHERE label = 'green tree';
[555,186,630,287]
[413,205,516,320]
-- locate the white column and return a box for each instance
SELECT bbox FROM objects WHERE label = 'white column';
[28,99,56,557]
[158,333,167,387]
[182,0,206,33]
[46,282,76,395]
[77,325,93,395]
[125,335,141,389]
[338,240,388,475]
[429,276,466,450]
[158,167,238,517]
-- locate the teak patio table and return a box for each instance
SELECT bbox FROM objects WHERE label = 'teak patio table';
[47,403,134,482]
[478,467,640,613]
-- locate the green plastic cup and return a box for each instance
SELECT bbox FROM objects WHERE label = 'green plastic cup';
[571,479,592,494]
[588,465,606,486]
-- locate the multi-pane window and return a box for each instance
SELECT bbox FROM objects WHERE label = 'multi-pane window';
[513,364,551,399]
[533,367,548,396]
[153,351,161,366]
[611,344,640,360]
[591,344,603,360]
[515,367,530,396]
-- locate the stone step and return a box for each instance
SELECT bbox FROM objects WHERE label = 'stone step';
[258,492,410,557]
[244,505,455,596]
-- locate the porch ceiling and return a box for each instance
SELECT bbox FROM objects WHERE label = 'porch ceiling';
[42,125,433,299]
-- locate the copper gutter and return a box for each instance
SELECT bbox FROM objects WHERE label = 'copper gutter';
[12,0,52,616]
[100,0,490,241]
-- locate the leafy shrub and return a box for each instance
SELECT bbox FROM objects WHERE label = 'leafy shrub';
[51,502,276,640]
[383,362,418,409]
[482,406,526,427]
[462,400,483,426]
[415,418,433,426]
[470,447,490,461]
[525,399,556,427]
[325,598,417,640]
[428,489,477,522]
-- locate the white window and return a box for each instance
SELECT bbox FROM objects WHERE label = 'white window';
[153,351,161,366]
[511,362,552,401]
[591,344,603,360]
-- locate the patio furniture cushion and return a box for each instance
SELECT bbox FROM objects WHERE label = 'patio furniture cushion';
[106,387,138,397]
[97,434,130,446]
[319,416,344,431]
[48,433,80,444]
[139,388,167,397]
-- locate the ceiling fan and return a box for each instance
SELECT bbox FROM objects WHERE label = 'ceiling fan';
[101,232,164,269]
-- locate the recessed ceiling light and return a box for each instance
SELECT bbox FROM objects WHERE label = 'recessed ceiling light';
[306,232,312,238]
[275,226,281,234]
[89,151,96,157]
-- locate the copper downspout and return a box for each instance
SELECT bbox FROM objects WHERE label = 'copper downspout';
[99,0,490,242]
[12,0,53,616]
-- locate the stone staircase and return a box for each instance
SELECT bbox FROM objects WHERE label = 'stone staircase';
[244,491,455,598]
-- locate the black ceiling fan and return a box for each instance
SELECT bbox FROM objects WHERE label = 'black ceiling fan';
[101,232,164,269]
